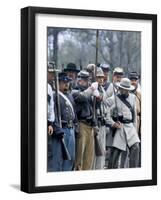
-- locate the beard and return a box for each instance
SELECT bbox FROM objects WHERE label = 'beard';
[120,93,129,99]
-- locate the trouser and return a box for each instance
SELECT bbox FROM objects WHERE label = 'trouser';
[105,147,113,169]
[109,142,140,169]
[47,135,53,170]
[93,125,106,169]
[75,122,94,170]
[105,127,114,169]
[120,149,129,168]
[47,128,75,172]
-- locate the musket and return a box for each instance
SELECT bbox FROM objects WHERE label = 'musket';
[112,83,119,121]
[92,30,103,156]
[53,66,71,161]
[112,83,121,137]
[92,66,103,156]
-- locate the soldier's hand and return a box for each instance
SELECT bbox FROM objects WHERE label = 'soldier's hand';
[48,125,53,135]
[91,82,98,91]
[93,126,99,135]
[93,89,99,97]
[112,122,122,129]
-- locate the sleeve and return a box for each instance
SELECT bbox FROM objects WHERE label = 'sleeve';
[72,90,87,103]
[106,83,114,98]
[105,106,115,128]
[133,95,137,130]
[80,87,93,98]
[47,84,55,123]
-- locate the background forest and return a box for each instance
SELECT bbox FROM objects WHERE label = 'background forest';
[47,27,141,76]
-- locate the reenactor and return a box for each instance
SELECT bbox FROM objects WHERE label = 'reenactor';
[47,64,55,171]
[128,72,141,137]
[64,62,80,90]
[47,83,55,171]
[100,63,113,97]
[107,78,140,168]
[129,72,141,167]
[113,67,124,84]
[103,67,124,168]
[73,67,109,169]
[50,72,77,171]
[47,62,55,90]
[72,71,95,170]
[92,67,109,169]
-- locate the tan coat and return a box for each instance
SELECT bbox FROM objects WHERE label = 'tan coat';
[134,90,141,135]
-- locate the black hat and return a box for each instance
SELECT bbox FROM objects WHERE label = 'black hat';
[77,70,89,80]
[58,72,72,82]
[128,72,140,80]
[64,63,80,72]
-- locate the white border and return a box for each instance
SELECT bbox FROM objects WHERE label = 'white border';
[35,13,152,186]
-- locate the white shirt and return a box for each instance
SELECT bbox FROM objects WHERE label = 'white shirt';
[48,84,55,122]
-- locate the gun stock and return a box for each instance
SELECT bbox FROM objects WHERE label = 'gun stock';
[61,137,71,160]
[94,134,103,156]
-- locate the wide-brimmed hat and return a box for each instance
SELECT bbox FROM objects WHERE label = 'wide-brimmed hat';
[64,63,80,72]
[58,72,72,82]
[96,67,105,77]
[128,71,140,80]
[113,67,124,76]
[116,78,135,91]
[47,62,55,73]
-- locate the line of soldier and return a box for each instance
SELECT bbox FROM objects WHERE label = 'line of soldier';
[47,62,141,172]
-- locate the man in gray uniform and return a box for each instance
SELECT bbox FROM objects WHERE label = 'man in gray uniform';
[107,78,140,168]
[103,67,124,168]
[92,68,109,169]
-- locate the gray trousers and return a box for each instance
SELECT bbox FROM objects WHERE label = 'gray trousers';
[109,142,140,169]
[93,126,106,169]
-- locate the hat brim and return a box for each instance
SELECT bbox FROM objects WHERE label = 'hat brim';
[59,78,72,82]
[102,68,110,72]
[116,82,135,91]
[48,69,54,73]
[64,69,80,72]
[129,76,139,80]
[96,74,105,77]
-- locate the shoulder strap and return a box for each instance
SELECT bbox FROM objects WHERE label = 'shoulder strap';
[117,94,134,121]
[59,91,75,118]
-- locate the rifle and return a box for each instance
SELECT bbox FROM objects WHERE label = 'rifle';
[112,83,120,137]
[92,31,104,156]
[53,66,71,161]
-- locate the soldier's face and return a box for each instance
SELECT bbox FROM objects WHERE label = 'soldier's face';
[103,70,109,81]
[120,88,129,95]
[47,72,54,82]
[59,81,70,92]
[96,76,104,86]
[130,79,138,88]
[66,71,77,80]
[113,75,123,83]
